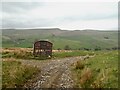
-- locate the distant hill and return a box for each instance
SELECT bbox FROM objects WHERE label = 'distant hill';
[2,28,118,50]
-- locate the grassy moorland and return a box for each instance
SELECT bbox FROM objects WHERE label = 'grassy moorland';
[72,50,118,88]
[2,58,40,88]
[1,48,95,88]
[1,48,118,88]
[1,48,95,60]
[2,29,118,50]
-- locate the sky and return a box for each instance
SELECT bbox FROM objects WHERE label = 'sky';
[1,1,118,30]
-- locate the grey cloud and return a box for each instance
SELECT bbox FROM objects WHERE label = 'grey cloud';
[62,13,117,22]
[2,2,44,13]
[1,2,117,30]
[2,18,54,28]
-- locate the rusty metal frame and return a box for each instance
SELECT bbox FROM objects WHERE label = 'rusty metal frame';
[33,40,53,57]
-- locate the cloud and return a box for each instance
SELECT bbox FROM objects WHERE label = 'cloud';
[56,18,117,30]
[1,2,118,30]
[2,2,44,13]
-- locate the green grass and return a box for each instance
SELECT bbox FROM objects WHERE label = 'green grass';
[53,50,95,59]
[2,60,40,88]
[2,51,34,59]
[2,48,118,88]
[0,56,2,89]
[73,50,118,88]
[2,29,118,49]
[2,48,95,60]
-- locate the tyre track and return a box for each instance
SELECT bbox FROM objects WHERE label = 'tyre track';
[21,56,89,88]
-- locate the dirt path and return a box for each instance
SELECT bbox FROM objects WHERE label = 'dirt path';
[21,56,89,88]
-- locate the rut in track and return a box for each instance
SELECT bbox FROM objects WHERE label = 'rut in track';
[21,56,90,88]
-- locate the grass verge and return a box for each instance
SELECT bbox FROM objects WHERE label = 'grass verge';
[2,59,40,88]
[72,50,118,88]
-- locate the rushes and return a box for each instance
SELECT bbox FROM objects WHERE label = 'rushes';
[75,61,84,70]
[2,48,34,59]
[73,50,118,88]
[2,60,40,88]
[74,60,93,88]
[80,68,92,87]
[2,48,95,60]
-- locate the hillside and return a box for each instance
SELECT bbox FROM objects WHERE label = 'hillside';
[2,28,118,50]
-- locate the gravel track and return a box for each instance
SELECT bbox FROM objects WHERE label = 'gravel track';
[20,56,89,88]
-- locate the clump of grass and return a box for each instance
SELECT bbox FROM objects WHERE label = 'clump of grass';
[91,69,106,88]
[13,51,33,59]
[2,48,34,59]
[79,68,93,87]
[2,60,40,88]
[75,61,85,70]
